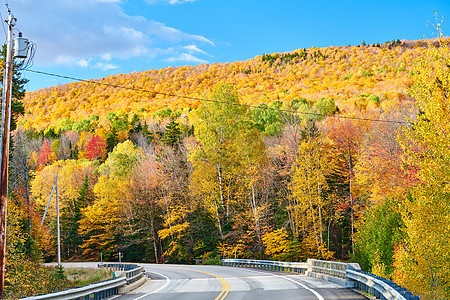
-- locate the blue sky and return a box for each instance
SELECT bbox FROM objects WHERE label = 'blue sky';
[5,0,450,91]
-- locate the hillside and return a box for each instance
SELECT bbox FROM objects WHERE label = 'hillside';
[20,39,432,131]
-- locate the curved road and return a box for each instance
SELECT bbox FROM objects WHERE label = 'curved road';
[115,263,367,300]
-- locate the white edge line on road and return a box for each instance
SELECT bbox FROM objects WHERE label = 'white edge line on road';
[133,270,170,300]
[272,274,325,300]
[236,268,324,300]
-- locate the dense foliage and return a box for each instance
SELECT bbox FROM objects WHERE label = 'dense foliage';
[6,38,450,299]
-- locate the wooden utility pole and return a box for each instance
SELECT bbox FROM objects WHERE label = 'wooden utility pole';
[56,174,61,267]
[0,10,15,298]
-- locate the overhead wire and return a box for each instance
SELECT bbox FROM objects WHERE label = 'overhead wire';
[0,10,6,44]
[26,69,408,125]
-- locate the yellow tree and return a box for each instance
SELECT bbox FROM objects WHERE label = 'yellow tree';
[290,130,334,259]
[30,159,97,260]
[189,84,267,252]
[154,145,193,262]
[263,228,295,261]
[234,124,268,252]
[188,84,249,238]
[31,160,97,219]
[79,140,143,259]
[79,175,125,258]
[396,38,450,299]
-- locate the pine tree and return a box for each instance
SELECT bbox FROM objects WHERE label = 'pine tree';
[106,127,118,153]
[162,117,181,147]
[75,177,90,253]
[0,44,27,131]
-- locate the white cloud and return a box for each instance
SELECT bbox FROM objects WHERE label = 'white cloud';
[101,53,112,61]
[184,44,209,55]
[95,62,118,71]
[147,21,214,45]
[77,59,90,68]
[166,53,208,63]
[10,0,212,68]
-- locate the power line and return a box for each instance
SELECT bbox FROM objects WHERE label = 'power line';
[0,11,6,44]
[27,69,407,125]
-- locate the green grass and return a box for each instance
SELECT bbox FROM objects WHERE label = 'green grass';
[65,268,113,287]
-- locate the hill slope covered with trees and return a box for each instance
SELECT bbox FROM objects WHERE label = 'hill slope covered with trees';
[21,39,423,131]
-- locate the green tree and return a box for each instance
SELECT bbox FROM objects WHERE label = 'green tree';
[106,127,118,153]
[62,176,91,258]
[315,97,337,118]
[251,101,282,136]
[1,44,27,131]
[162,116,182,147]
[353,198,403,278]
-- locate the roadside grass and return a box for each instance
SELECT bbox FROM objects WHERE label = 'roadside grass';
[65,268,113,286]
[5,265,114,299]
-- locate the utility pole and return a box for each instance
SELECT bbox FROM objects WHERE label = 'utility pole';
[0,8,29,297]
[348,146,354,254]
[0,10,15,299]
[40,174,61,267]
[56,174,61,267]
[39,175,61,267]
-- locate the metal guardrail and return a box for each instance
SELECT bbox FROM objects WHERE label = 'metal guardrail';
[347,270,420,300]
[21,277,127,300]
[21,263,145,300]
[307,259,420,299]
[100,263,145,285]
[222,258,307,274]
[100,263,140,271]
[223,258,419,300]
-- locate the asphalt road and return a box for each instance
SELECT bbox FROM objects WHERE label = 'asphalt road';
[115,263,368,300]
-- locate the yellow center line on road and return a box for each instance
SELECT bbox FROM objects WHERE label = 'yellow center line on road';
[156,266,230,300]
[213,273,230,300]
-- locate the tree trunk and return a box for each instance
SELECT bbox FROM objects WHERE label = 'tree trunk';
[150,210,160,263]
[250,180,262,252]
[212,191,223,239]
[348,147,354,253]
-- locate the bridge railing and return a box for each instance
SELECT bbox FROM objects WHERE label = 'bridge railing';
[222,258,307,274]
[347,269,420,300]
[100,263,145,285]
[223,258,420,300]
[21,263,145,300]
[305,258,360,286]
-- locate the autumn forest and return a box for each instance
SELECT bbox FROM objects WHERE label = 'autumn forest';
[5,38,450,299]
